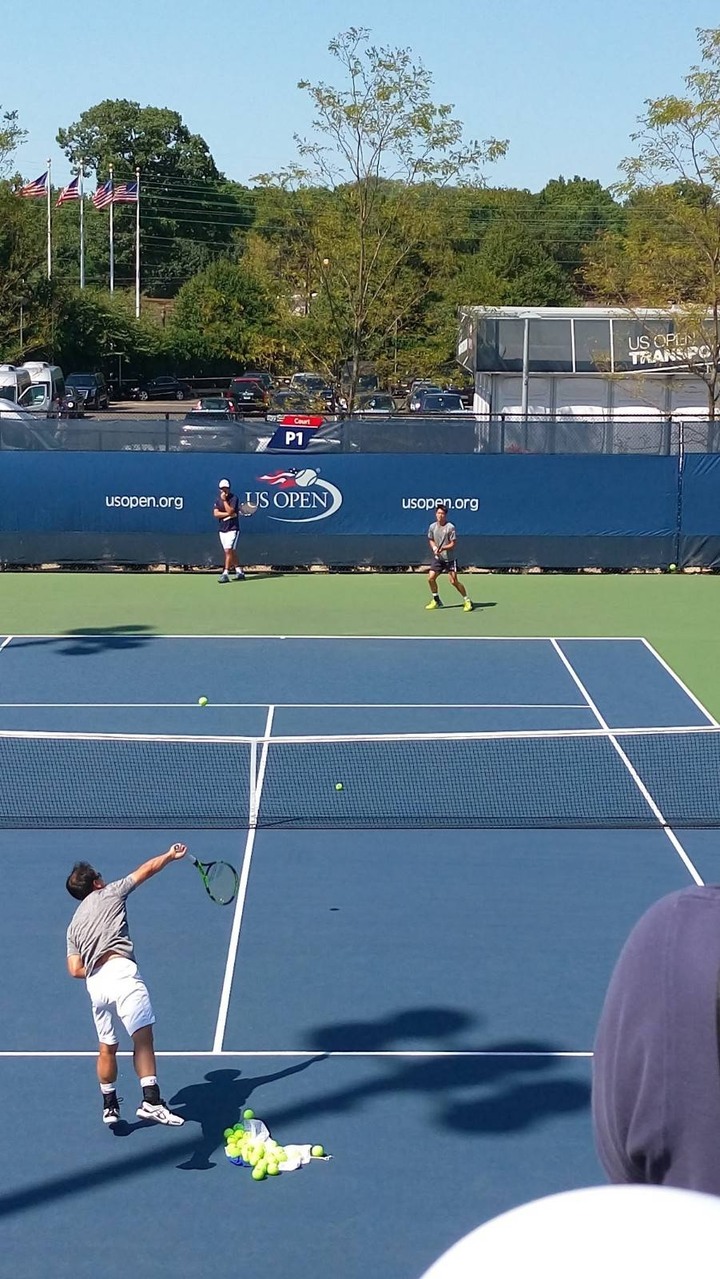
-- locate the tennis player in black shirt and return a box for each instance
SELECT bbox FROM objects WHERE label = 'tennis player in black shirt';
[213,479,245,584]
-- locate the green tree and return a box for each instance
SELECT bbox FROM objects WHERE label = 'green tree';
[57,101,251,296]
[166,259,278,371]
[585,27,720,415]
[254,28,507,404]
[535,177,623,291]
[0,108,25,174]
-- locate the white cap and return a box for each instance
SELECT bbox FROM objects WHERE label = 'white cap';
[218,479,231,489]
[418,1186,720,1279]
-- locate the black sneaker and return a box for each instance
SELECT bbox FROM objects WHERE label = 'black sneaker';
[102,1095,121,1126]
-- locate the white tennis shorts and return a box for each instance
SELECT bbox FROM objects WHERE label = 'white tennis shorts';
[219,530,240,551]
[85,957,155,1044]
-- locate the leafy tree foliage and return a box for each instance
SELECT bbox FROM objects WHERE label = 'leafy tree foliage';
[57,101,251,295]
[584,26,720,415]
[254,28,507,402]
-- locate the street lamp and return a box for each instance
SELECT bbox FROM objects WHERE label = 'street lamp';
[109,351,125,395]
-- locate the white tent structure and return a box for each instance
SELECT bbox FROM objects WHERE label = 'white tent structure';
[457,306,716,423]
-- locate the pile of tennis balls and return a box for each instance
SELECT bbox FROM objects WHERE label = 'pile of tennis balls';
[224,1110,326,1181]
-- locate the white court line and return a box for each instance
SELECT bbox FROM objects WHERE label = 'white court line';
[640,637,719,727]
[0,724,712,744]
[0,701,591,710]
[212,704,275,1054]
[551,639,704,886]
[0,1049,593,1059]
[0,636,14,653]
[6,633,647,642]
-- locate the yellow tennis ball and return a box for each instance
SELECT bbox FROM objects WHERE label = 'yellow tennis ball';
[335,782,344,792]
[198,696,208,707]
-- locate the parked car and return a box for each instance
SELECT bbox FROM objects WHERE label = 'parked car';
[130,375,194,401]
[57,389,85,419]
[228,377,270,415]
[21,362,67,415]
[0,364,32,404]
[65,372,110,410]
[351,393,397,416]
[265,390,325,421]
[289,372,331,396]
[176,418,244,451]
[242,370,274,392]
[0,399,60,449]
[412,392,469,415]
[408,385,443,411]
[186,396,238,418]
[106,376,140,400]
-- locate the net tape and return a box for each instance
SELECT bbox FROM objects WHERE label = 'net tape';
[1,724,718,830]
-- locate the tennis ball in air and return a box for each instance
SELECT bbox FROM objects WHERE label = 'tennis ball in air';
[243,1109,255,1120]
[311,1145,325,1158]
[198,696,209,707]
[335,783,344,792]
[668,563,677,573]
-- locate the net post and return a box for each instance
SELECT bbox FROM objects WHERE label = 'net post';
[249,738,258,827]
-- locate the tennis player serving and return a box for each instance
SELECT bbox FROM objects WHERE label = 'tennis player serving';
[66,843,187,1128]
[426,503,473,611]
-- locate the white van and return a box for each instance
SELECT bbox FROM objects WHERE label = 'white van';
[0,364,32,405]
[21,361,66,414]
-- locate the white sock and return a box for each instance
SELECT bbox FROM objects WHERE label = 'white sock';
[100,1082,117,1095]
[140,1075,158,1089]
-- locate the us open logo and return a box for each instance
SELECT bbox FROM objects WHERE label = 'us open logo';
[249,469,343,524]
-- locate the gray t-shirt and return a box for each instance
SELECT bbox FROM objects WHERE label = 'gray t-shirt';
[428,520,457,560]
[66,875,137,976]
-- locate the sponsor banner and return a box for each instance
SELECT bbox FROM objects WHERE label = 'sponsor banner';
[0,451,679,539]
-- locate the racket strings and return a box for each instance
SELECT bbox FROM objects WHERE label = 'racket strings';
[206,860,239,905]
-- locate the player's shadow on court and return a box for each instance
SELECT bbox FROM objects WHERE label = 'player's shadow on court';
[7,626,155,655]
[443,600,497,610]
[58,626,155,655]
[280,1005,590,1136]
[166,1059,327,1170]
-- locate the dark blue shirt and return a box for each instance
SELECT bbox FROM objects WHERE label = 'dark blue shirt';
[593,885,720,1194]
[215,492,239,532]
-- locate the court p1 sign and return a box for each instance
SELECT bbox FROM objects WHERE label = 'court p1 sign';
[267,417,324,450]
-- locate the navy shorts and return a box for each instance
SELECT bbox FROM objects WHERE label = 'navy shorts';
[430,556,458,574]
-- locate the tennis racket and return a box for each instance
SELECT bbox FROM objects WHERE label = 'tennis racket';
[190,855,239,905]
[239,502,258,516]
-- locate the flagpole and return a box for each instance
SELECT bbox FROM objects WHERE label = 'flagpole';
[46,158,52,280]
[109,164,114,293]
[135,168,141,318]
[79,162,85,289]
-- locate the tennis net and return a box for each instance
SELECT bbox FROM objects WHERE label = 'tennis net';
[1,724,719,830]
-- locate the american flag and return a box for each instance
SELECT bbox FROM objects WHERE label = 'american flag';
[92,179,113,210]
[113,180,138,204]
[19,172,48,198]
[56,176,80,206]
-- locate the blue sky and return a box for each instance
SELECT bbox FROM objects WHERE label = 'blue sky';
[6,0,720,192]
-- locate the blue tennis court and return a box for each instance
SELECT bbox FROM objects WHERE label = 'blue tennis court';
[0,635,716,1279]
